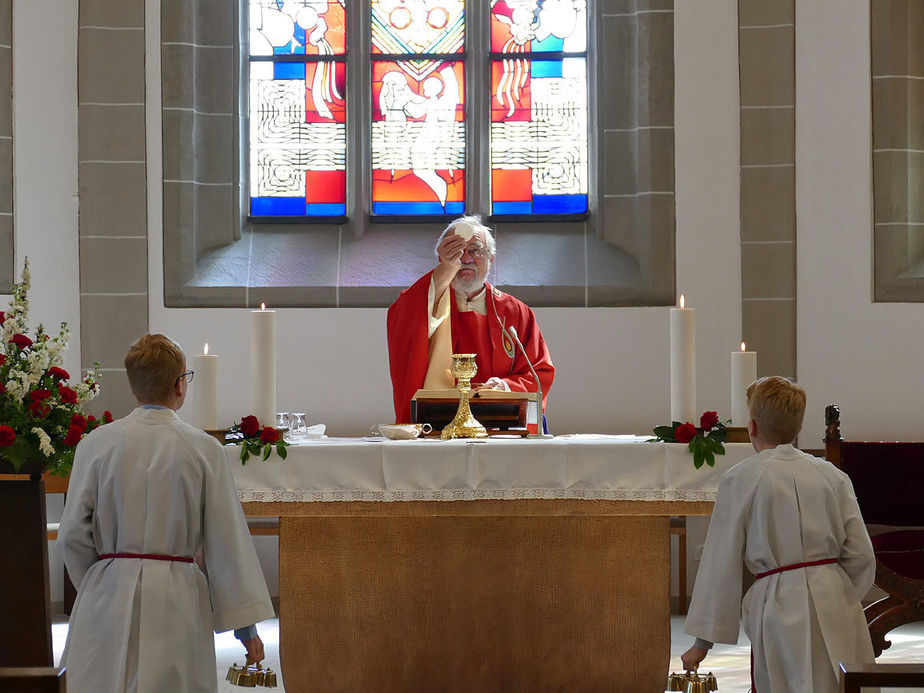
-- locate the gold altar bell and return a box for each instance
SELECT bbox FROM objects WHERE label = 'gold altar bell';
[441,353,488,439]
[227,661,277,688]
[666,667,718,692]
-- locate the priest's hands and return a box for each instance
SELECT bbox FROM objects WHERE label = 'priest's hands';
[243,635,266,666]
[475,377,510,393]
[437,231,466,267]
[680,645,708,671]
[433,232,466,303]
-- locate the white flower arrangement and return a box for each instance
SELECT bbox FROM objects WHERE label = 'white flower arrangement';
[0,259,111,475]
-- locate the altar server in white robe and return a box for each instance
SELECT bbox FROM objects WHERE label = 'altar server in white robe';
[58,334,275,693]
[681,376,875,693]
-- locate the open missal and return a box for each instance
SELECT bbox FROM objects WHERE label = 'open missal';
[410,388,539,434]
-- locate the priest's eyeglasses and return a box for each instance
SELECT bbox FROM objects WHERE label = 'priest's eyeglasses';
[462,245,488,259]
[175,370,195,386]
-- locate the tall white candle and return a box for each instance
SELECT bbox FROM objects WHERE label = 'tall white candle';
[731,341,758,427]
[191,342,219,430]
[251,303,276,426]
[670,294,696,423]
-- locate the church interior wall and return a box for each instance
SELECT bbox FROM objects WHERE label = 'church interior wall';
[6,0,921,603]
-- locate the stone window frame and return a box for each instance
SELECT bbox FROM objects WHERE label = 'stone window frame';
[872,0,924,302]
[162,0,677,309]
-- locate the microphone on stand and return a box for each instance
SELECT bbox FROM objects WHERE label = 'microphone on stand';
[506,326,552,439]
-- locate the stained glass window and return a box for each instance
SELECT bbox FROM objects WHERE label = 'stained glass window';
[246,2,589,221]
[370,1,466,216]
[489,1,588,215]
[249,1,347,218]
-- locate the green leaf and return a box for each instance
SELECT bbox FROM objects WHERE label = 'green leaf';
[652,425,676,441]
[704,448,715,467]
[693,446,705,469]
[276,443,287,460]
[262,445,272,461]
[240,445,250,464]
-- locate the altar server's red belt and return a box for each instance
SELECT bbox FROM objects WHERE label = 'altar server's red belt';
[755,557,837,580]
[99,553,194,563]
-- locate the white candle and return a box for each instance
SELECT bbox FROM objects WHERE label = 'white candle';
[191,342,219,430]
[731,341,758,427]
[670,294,696,423]
[251,303,276,426]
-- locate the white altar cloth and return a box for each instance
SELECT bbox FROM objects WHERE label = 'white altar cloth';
[226,434,755,503]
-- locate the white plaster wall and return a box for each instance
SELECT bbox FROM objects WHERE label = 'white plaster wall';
[8,0,80,376]
[796,0,924,443]
[8,0,80,606]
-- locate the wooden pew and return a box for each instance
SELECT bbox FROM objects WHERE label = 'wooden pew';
[0,667,66,692]
[839,663,924,692]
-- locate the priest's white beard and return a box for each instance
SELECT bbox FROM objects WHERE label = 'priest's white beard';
[451,262,488,296]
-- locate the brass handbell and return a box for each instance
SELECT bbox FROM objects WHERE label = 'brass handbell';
[228,659,277,688]
[666,667,719,692]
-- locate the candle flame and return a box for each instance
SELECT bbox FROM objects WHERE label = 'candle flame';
[679,294,685,309]
[261,302,266,310]
[741,341,746,352]
[204,342,209,355]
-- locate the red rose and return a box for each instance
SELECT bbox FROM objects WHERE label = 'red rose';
[87,415,97,424]
[674,422,698,443]
[29,389,52,401]
[71,413,87,432]
[259,427,279,444]
[47,367,70,381]
[63,425,83,447]
[0,382,4,394]
[240,415,260,437]
[58,385,78,404]
[9,334,32,350]
[103,410,113,423]
[28,400,50,418]
[0,353,5,365]
[0,425,15,446]
[0,311,5,324]
[699,411,719,432]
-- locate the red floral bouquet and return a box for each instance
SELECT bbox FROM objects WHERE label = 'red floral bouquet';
[650,411,729,469]
[0,259,111,476]
[227,414,289,463]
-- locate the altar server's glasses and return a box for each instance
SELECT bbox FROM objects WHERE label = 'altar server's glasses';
[175,370,195,386]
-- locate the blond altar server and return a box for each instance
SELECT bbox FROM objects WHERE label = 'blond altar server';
[58,334,274,693]
[681,376,875,693]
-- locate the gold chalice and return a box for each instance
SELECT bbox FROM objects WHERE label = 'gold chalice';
[441,353,488,439]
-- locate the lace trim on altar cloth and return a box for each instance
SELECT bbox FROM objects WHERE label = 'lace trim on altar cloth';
[238,488,719,503]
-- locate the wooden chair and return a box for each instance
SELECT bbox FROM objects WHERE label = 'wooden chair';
[0,667,66,692]
[839,663,924,692]
[824,405,924,656]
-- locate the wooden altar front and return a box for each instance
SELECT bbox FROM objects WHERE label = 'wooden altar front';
[231,436,750,693]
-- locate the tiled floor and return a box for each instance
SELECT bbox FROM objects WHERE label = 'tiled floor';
[52,614,924,691]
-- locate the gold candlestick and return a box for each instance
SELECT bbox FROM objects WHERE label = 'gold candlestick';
[441,353,488,439]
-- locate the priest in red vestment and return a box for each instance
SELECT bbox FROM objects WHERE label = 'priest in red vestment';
[387,216,554,424]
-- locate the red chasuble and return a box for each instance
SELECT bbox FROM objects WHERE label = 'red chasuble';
[386,271,555,423]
